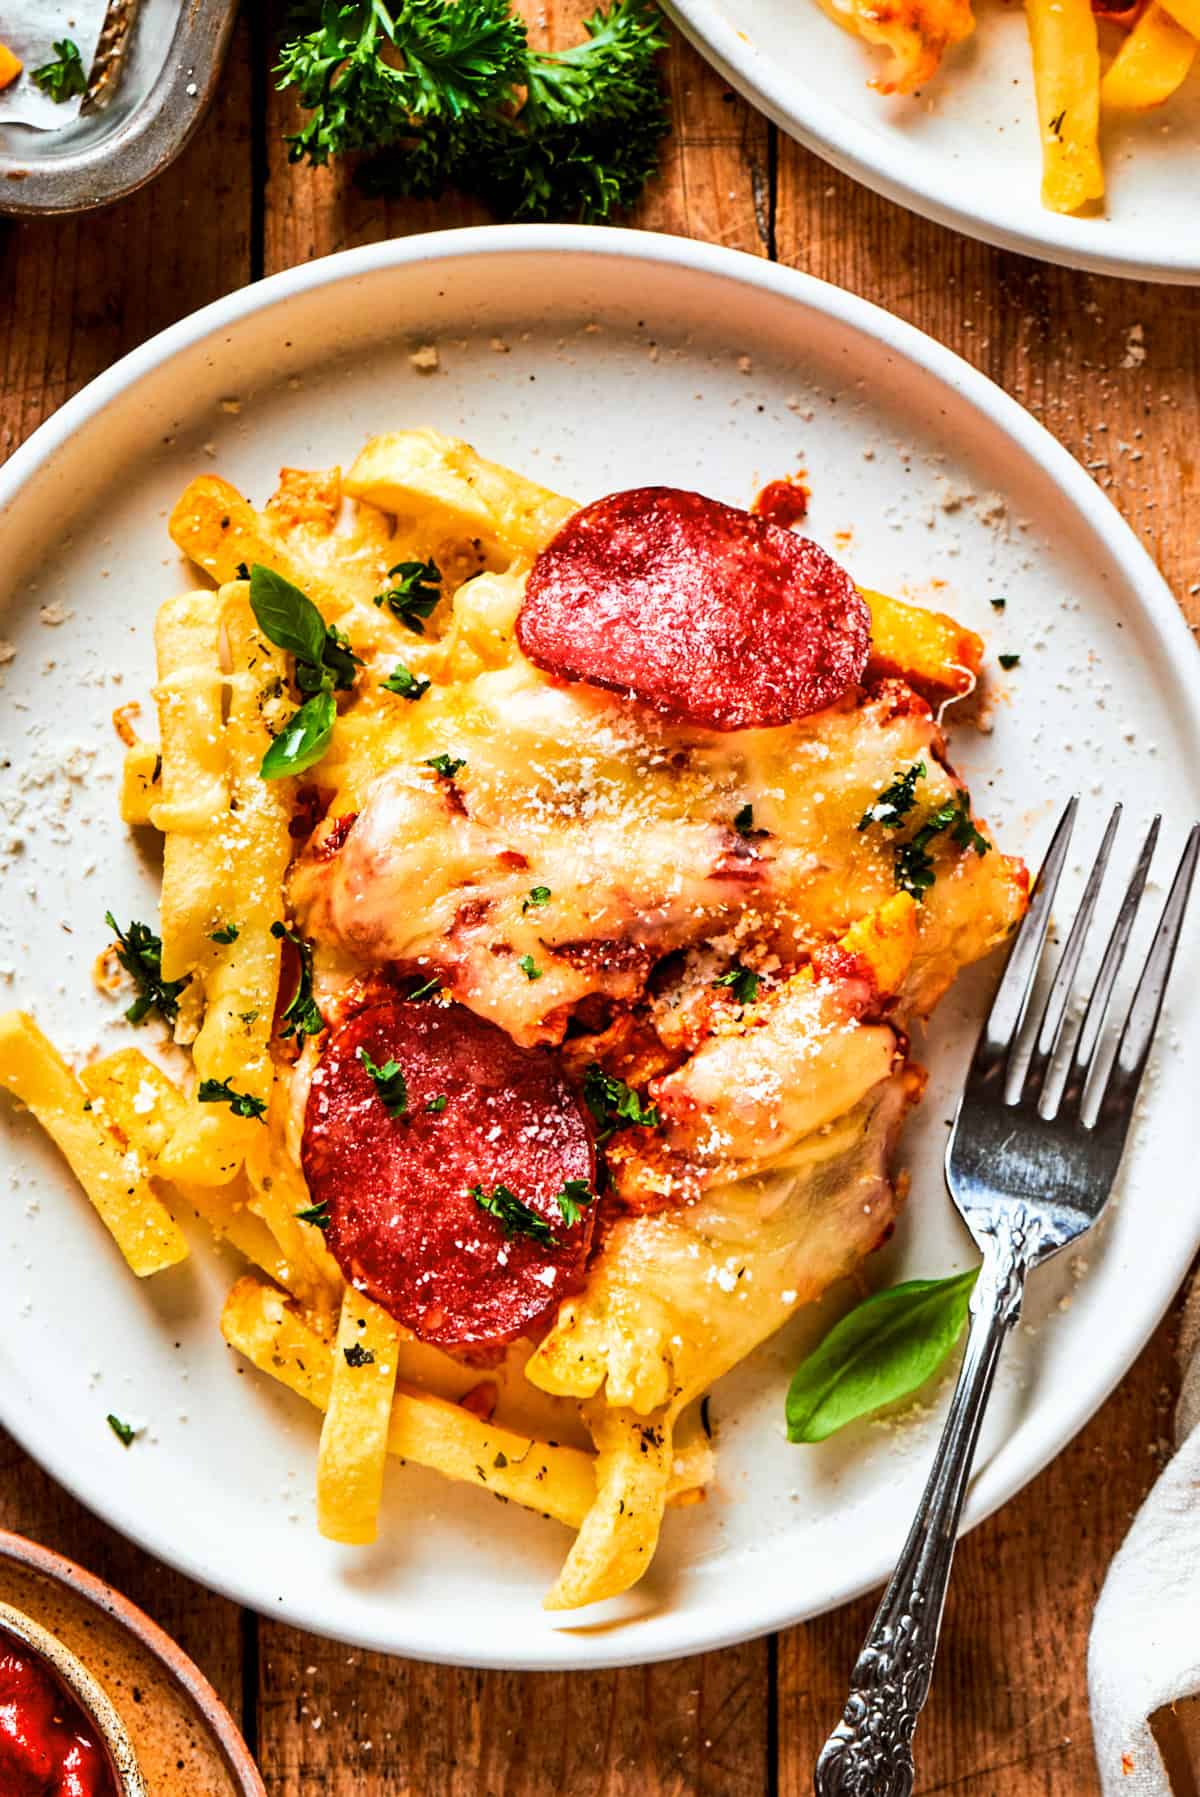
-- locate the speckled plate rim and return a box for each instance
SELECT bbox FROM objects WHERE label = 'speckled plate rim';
[661,0,1200,284]
[0,227,1198,1670]
[0,1530,265,1797]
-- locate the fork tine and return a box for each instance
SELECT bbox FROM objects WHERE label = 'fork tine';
[1058,815,1161,1116]
[1089,822,1200,1135]
[1020,804,1121,1107]
[971,797,1077,1076]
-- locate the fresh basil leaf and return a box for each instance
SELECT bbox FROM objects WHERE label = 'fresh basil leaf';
[249,564,328,668]
[785,1267,979,1443]
[260,688,336,780]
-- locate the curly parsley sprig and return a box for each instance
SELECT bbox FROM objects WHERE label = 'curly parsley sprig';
[277,0,668,224]
[105,914,189,1027]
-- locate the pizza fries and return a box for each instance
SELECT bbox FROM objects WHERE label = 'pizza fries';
[821,0,1197,215]
[0,429,1026,1610]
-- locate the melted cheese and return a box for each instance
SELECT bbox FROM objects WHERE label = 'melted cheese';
[293,642,1022,1045]
[528,1074,914,1415]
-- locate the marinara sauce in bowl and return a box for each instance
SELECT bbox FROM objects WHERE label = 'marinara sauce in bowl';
[0,1602,143,1797]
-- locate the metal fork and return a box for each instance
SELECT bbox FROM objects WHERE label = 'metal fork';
[814,798,1200,1797]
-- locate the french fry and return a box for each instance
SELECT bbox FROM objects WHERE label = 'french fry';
[344,429,575,566]
[1026,0,1105,213]
[221,1278,599,1530]
[157,588,291,1186]
[860,588,984,701]
[167,474,394,624]
[1101,3,1196,107]
[150,592,227,837]
[1158,0,1200,31]
[168,478,335,607]
[77,1051,303,1292]
[120,740,161,827]
[317,1292,402,1544]
[544,1404,676,1611]
[0,1013,187,1277]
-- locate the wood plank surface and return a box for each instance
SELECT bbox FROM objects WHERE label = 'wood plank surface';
[1,6,1196,1794]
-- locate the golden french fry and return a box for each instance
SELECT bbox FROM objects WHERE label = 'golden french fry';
[221,1278,598,1530]
[317,1292,402,1545]
[344,429,575,566]
[77,1051,303,1292]
[150,592,227,837]
[1158,0,1200,32]
[1026,0,1105,213]
[0,1013,187,1277]
[544,1405,676,1611]
[167,474,393,624]
[861,588,984,701]
[157,588,291,1186]
[1101,2,1196,107]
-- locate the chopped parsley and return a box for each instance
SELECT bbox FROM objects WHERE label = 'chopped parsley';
[270,921,324,1038]
[236,561,251,580]
[358,1046,409,1117]
[468,1181,558,1246]
[518,954,542,981]
[374,559,442,633]
[1048,107,1066,139]
[582,1064,661,1142]
[422,753,466,779]
[105,913,189,1027]
[554,1178,594,1228]
[998,652,1021,670]
[858,762,926,833]
[733,803,756,836]
[990,597,1007,612]
[343,1342,376,1368]
[522,885,552,913]
[32,38,87,102]
[209,921,240,944]
[107,1413,137,1447]
[893,796,990,901]
[197,1078,268,1121]
[714,963,760,1006]
[426,1094,448,1114]
[382,662,431,700]
[405,975,441,1001]
[295,1201,331,1228]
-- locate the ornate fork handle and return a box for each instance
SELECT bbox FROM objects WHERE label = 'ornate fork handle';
[814,1212,1041,1797]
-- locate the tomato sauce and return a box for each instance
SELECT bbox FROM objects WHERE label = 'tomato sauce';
[751,474,810,529]
[0,1630,117,1797]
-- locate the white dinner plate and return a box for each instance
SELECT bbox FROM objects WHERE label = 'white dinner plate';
[665,0,1200,282]
[1,227,1198,1670]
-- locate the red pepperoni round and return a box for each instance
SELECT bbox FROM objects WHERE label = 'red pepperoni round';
[301,996,597,1348]
[517,487,870,732]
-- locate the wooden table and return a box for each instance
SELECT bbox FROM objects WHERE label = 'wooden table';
[2,8,1197,1793]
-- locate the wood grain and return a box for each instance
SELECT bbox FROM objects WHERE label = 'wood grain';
[0,10,258,1733]
[0,7,1196,1794]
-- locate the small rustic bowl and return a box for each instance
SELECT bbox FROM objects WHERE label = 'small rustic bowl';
[0,1597,146,1795]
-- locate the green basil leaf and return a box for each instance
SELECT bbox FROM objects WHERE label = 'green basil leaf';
[785,1267,979,1443]
[249,564,328,669]
[259,688,336,780]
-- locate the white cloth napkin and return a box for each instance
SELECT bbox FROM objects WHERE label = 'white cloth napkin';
[1089,1277,1200,1795]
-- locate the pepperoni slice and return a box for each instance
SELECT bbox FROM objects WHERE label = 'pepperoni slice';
[517,487,870,732]
[301,996,597,1348]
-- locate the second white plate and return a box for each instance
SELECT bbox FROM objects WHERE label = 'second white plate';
[666,0,1200,282]
[1,228,1198,1668]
